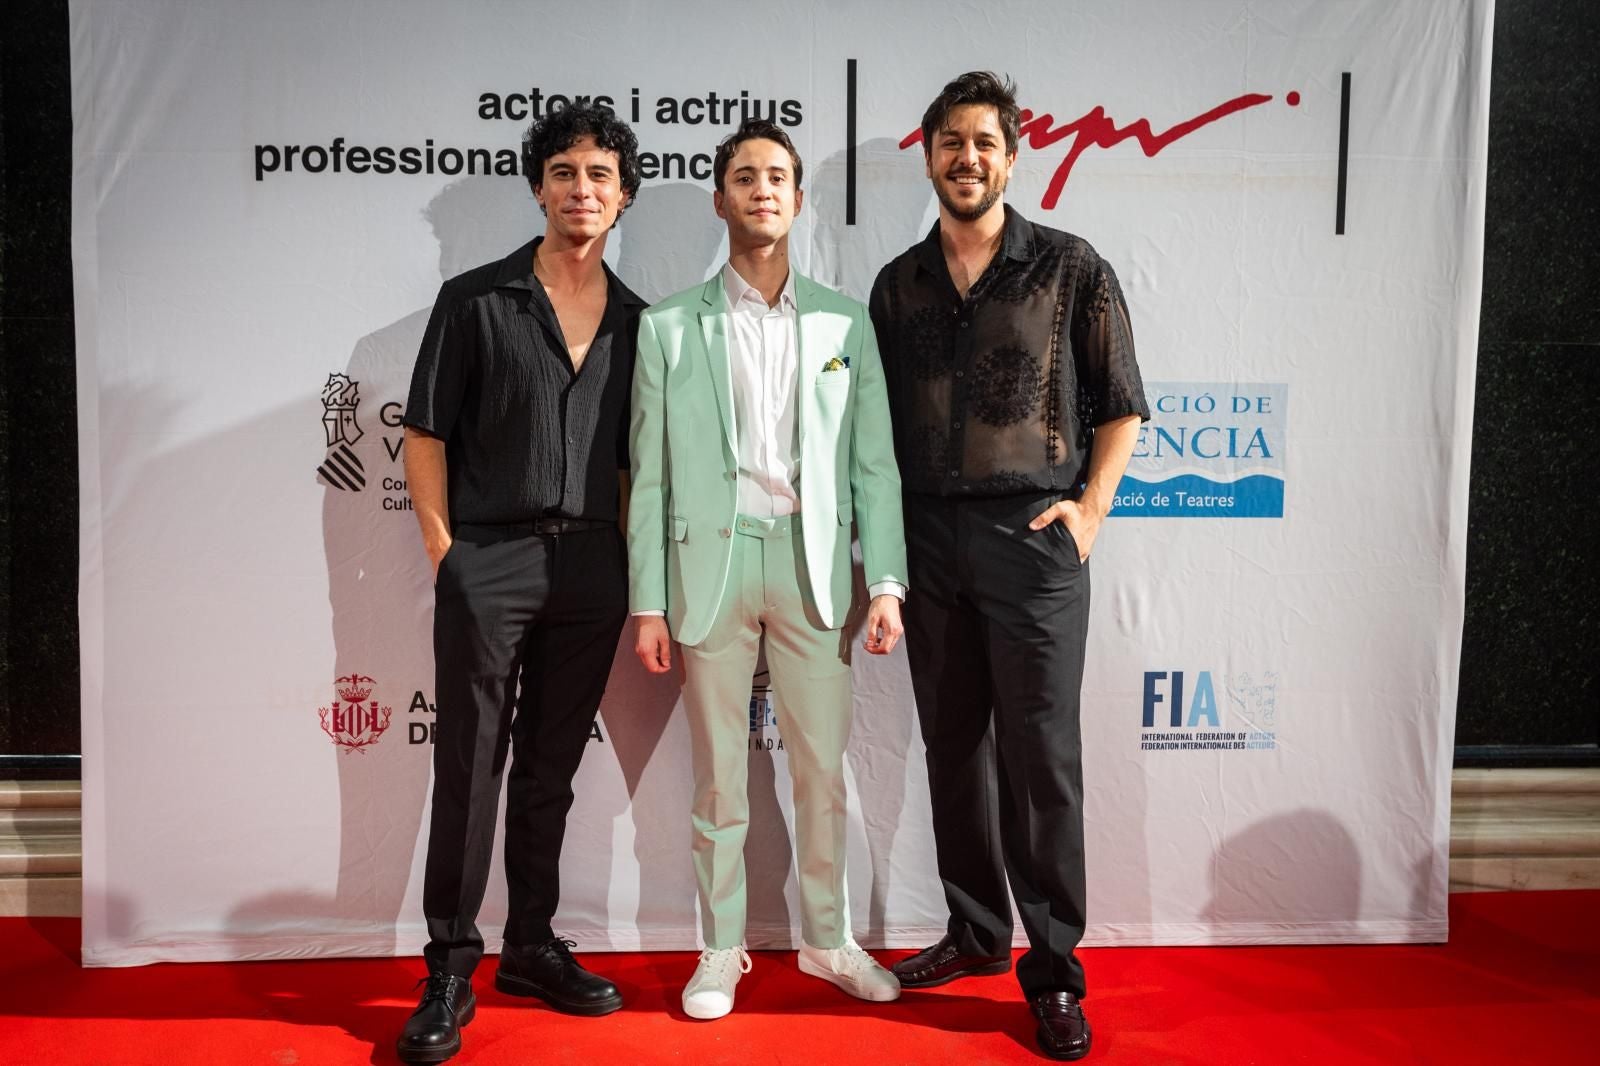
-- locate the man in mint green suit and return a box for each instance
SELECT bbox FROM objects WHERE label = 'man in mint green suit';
[628,120,908,1020]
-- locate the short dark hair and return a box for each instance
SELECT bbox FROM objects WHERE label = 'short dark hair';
[712,120,804,194]
[919,71,1021,158]
[521,102,642,216]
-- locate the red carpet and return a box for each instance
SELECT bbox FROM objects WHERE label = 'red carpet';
[3,892,1596,1064]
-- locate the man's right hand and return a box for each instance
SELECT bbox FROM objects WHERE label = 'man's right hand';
[634,615,673,674]
[427,538,452,582]
[405,428,453,584]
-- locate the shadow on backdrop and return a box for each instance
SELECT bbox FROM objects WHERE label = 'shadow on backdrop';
[613,181,726,303]
[322,175,536,946]
[1202,809,1361,928]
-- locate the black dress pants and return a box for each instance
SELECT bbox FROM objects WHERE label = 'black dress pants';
[902,491,1091,999]
[421,522,627,977]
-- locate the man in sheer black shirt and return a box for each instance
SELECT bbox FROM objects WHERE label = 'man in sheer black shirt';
[395,105,646,1064]
[869,72,1149,1062]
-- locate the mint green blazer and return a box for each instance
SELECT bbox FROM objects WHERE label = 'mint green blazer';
[627,271,908,648]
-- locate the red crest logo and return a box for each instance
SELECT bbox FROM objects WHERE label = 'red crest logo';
[319,673,393,753]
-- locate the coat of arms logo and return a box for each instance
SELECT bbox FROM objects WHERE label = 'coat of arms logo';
[317,373,366,491]
[319,674,393,753]
[1226,671,1281,729]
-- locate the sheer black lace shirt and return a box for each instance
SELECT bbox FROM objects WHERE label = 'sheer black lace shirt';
[868,206,1149,498]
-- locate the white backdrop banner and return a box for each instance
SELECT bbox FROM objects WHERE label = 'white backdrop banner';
[72,0,1490,965]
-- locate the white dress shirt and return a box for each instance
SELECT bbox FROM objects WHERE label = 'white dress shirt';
[726,263,904,604]
[725,263,802,518]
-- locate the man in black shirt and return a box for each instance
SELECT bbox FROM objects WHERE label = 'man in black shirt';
[869,72,1149,1062]
[395,104,646,1064]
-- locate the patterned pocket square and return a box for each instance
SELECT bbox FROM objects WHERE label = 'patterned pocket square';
[822,356,851,372]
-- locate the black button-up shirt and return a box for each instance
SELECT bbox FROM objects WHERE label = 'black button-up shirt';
[869,206,1149,497]
[403,238,647,525]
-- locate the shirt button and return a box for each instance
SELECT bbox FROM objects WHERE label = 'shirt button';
[960,320,970,328]
[953,421,963,429]
[955,370,965,379]
[948,469,960,478]
[719,528,732,538]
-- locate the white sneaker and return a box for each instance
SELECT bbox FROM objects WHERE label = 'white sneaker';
[682,946,753,1020]
[798,939,902,1002]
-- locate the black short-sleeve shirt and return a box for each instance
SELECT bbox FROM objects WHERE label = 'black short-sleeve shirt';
[869,206,1150,497]
[404,238,647,525]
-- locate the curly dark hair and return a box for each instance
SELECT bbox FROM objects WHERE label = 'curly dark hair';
[520,102,642,218]
[919,71,1021,158]
[712,119,804,194]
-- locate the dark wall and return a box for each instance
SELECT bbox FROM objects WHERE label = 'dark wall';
[0,1,1595,761]
[0,0,79,759]
[1458,0,1600,752]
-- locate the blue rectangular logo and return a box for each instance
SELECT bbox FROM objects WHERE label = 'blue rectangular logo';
[1113,383,1287,518]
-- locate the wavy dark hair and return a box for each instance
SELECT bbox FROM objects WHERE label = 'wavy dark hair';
[520,103,642,217]
[712,119,804,194]
[919,71,1021,157]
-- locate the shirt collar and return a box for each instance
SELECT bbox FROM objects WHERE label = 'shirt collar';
[493,236,648,313]
[913,203,1036,278]
[723,261,798,312]
[492,239,542,291]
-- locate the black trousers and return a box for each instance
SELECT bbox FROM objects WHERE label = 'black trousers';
[421,522,627,977]
[902,491,1091,999]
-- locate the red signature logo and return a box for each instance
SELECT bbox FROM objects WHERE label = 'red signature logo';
[901,91,1298,209]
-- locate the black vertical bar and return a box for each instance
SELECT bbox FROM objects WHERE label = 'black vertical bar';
[846,59,858,226]
[1336,72,1351,235]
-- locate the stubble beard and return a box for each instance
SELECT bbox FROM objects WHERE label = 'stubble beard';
[936,170,1006,223]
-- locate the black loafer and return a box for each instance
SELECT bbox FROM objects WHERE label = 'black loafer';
[396,973,475,1064]
[891,933,1011,988]
[1031,990,1092,1061]
[495,937,624,1016]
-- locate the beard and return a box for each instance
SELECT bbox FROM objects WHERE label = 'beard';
[935,168,1007,222]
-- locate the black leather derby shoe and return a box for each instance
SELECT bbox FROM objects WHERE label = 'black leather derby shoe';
[1031,990,1092,1061]
[396,973,474,1065]
[495,937,624,1016]
[891,933,1011,988]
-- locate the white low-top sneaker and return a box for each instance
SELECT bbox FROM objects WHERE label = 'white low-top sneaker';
[798,939,902,1002]
[682,946,753,1020]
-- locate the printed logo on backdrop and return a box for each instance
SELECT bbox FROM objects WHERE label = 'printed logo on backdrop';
[1139,670,1279,752]
[1114,383,1288,518]
[319,674,393,753]
[900,90,1304,209]
[317,374,366,491]
[750,668,783,752]
[315,372,415,513]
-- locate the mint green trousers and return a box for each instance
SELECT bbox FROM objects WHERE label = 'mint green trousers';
[680,514,853,950]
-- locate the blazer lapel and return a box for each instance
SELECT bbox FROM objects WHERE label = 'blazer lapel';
[695,274,736,456]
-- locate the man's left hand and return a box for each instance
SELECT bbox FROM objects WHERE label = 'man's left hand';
[1028,498,1099,563]
[863,594,904,655]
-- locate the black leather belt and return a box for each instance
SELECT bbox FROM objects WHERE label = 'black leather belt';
[526,517,614,535]
[463,517,615,536]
